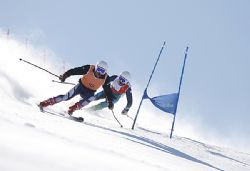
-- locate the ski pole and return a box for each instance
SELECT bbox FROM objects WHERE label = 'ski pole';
[111,110,123,127]
[52,80,76,85]
[19,58,60,78]
[20,58,75,85]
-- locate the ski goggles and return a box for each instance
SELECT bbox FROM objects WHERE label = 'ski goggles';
[119,76,127,85]
[96,66,106,75]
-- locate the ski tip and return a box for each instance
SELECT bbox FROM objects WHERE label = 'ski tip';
[37,104,44,112]
[70,116,84,122]
[78,117,84,122]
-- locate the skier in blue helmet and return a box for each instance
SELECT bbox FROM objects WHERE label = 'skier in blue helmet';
[86,71,133,115]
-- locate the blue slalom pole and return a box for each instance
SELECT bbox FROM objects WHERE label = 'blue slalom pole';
[132,41,166,129]
[170,47,189,138]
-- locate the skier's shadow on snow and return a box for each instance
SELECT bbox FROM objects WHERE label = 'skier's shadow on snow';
[84,122,224,171]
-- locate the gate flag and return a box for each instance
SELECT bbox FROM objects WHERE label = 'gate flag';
[143,89,178,115]
[131,45,189,139]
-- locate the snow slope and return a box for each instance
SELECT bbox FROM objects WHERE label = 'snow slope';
[0,36,250,171]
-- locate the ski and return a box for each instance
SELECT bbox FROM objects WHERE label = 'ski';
[43,109,84,122]
[38,104,84,122]
[122,114,134,121]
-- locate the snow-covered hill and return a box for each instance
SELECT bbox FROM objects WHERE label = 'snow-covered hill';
[1,35,250,171]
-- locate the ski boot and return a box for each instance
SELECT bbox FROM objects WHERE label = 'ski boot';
[39,98,56,112]
[67,102,81,116]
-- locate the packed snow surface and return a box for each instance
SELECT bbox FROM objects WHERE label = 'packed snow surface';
[0,36,250,171]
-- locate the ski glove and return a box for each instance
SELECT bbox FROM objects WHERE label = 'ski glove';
[121,108,129,115]
[59,74,67,82]
[108,101,114,110]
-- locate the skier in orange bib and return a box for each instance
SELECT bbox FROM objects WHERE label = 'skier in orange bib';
[39,61,114,116]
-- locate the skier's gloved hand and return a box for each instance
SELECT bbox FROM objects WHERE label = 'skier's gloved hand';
[121,108,129,115]
[108,101,114,110]
[59,74,66,82]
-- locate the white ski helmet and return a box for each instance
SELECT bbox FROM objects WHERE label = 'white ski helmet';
[119,71,131,82]
[96,60,108,74]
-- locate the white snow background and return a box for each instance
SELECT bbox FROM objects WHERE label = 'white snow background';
[0,34,250,171]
